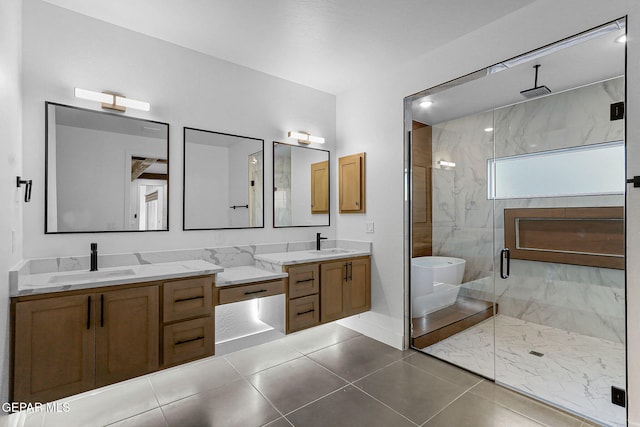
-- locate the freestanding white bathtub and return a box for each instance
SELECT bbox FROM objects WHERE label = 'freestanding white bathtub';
[411,256,466,317]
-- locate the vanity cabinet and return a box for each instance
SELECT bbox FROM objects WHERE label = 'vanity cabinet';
[12,274,217,403]
[284,256,370,333]
[320,258,371,323]
[13,285,159,403]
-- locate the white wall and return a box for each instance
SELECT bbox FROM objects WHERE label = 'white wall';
[0,0,22,407]
[336,1,640,424]
[21,0,336,257]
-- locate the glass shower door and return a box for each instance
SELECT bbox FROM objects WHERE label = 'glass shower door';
[492,78,626,427]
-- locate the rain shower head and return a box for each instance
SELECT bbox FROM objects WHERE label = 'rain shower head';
[520,64,551,99]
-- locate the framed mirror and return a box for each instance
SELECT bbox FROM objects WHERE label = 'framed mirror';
[45,102,169,233]
[183,128,264,230]
[273,141,329,227]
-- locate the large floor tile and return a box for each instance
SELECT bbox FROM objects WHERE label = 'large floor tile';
[354,361,465,424]
[404,352,482,389]
[424,393,544,427]
[224,340,303,376]
[263,417,294,427]
[161,378,280,427]
[106,408,168,427]
[281,323,361,354]
[40,378,158,427]
[248,357,347,414]
[150,356,240,405]
[469,381,583,427]
[307,335,407,381]
[286,386,415,427]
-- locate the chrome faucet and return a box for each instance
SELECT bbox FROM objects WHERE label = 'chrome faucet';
[316,233,327,251]
[90,243,98,271]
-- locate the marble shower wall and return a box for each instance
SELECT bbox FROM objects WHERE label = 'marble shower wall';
[273,144,292,226]
[431,77,625,343]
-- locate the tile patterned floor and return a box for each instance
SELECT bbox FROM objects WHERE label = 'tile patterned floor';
[424,315,626,427]
[5,322,598,427]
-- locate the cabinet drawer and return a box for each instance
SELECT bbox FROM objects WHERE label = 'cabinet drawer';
[288,295,320,333]
[218,280,285,305]
[287,264,320,299]
[163,316,214,367]
[163,277,213,322]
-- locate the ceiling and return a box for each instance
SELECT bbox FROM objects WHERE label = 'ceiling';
[42,0,535,95]
[410,20,626,125]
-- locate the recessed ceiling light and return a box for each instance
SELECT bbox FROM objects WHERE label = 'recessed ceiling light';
[484,127,494,132]
[615,34,627,43]
[419,100,433,108]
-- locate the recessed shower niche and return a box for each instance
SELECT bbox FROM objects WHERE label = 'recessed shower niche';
[404,18,626,427]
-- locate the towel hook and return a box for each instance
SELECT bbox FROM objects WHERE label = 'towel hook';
[16,176,32,203]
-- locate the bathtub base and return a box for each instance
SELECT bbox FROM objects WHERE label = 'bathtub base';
[412,282,460,317]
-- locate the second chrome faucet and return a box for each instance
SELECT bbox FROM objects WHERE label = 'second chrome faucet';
[316,233,328,251]
[90,242,98,271]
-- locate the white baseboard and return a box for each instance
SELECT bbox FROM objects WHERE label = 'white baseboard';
[337,313,404,350]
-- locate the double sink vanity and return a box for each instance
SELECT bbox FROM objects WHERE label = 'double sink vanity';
[9,241,371,404]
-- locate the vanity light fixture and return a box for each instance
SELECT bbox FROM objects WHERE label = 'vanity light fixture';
[615,35,627,44]
[437,160,456,168]
[484,127,494,132]
[287,131,325,145]
[419,100,433,108]
[74,88,150,112]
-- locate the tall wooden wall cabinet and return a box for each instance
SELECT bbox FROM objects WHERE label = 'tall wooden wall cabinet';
[338,152,366,213]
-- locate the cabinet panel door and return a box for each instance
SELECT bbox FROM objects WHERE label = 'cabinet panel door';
[347,258,371,315]
[96,286,159,387]
[163,316,214,367]
[163,277,213,323]
[287,263,320,299]
[320,261,347,322]
[311,160,329,213]
[14,294,95,403]
[288,294,320,333]
[339,153,365,213]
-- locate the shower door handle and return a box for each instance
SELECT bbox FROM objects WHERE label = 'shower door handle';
[500,248,510,279]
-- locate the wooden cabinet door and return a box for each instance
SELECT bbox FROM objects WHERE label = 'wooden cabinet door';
[339,153,365,213]
[14,294,95,403]
[320,261,347,322]
[311,160,329,214]
[346,258,371,315]
[95,286,159,387]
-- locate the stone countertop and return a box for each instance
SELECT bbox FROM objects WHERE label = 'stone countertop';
[215,265,288,287]
[254,248,371,266]
[12,260,223,297]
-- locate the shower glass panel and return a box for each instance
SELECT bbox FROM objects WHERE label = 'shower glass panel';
[492,76,626,427]
[405,17,626,427]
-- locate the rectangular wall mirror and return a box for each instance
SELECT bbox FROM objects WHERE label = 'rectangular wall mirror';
[183,127,264,230]
[46,102,169,233]
[273,141,329,227]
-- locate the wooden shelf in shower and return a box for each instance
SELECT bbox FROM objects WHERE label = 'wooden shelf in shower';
[504,207,624,270]
[411,297,496,349]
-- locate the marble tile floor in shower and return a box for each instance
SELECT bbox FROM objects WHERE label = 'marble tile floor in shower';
[4,322,598,427]
[424,314,626,427]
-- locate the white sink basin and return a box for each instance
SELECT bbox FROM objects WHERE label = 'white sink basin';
[308,248,353,255]
[48,268,136,284]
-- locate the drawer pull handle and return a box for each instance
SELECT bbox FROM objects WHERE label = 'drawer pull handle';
[297,309,315,316]
[296,278,314,284]
[175,336,204,345]
[175,296,204,303]
[244,289,268,295]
